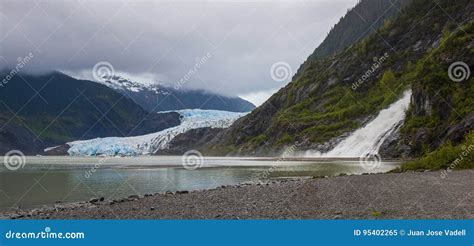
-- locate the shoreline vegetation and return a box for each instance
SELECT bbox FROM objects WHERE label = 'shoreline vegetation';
[2,169,473,220]
[398,131,474,171]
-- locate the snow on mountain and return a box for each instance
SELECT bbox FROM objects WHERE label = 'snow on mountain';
[93,75,255,113]
[66,109,246,156]
[99,75,170,95]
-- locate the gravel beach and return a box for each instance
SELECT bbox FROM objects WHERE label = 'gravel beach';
[3,170,473,219]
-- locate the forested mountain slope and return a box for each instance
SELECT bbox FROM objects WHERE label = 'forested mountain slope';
[204,0,473,158]
[0,72,180,154]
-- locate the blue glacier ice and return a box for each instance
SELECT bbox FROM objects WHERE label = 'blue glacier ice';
[64,109,246,156]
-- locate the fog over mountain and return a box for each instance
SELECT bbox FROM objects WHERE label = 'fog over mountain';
[0,0,357,105]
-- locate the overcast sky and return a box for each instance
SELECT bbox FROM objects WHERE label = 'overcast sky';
[0,0,358,105]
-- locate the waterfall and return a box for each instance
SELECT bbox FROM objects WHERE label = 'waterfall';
[307,89,412,158]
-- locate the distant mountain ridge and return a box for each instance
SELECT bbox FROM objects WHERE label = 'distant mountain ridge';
[0,71,180,154]
[97,75,256,113]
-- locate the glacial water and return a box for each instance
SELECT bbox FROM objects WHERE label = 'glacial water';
[0,156,399,211]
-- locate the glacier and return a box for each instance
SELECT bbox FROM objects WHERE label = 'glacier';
[66,109,246,156]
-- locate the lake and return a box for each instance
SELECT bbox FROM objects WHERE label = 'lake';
[0,156,400,211]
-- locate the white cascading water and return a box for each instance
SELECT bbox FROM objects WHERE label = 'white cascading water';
[306,89,412,158]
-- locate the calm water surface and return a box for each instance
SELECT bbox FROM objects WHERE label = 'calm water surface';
[0,156,400,211]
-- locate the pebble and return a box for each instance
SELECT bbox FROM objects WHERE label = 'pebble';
[4,171,472,220]
[128,195,140,200]
[89,198,99,204]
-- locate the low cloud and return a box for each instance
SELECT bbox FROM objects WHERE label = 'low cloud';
[0,0,357,102]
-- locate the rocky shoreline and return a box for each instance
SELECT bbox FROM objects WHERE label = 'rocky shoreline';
[2,170,473,219]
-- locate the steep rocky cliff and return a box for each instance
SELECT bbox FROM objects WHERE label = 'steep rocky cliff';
[294,0,411,79]
[381,21,474,158]
[204,0,474,157]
